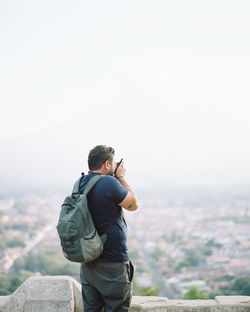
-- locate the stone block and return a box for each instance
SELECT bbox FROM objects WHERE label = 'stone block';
[24,300,73,311]
[213,296,250,312]
[211,305,238,312]
[238,307,250,312]
[131,296,168,311]
[170,299,216,306]
[167,299,216,312]
[26,276,73,301]
[0,296,10,308]
[215,296,250,305]
[72,278,83,312]
[0,275,79,312]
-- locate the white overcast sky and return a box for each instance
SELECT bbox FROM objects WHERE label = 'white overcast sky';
[0,0,250,187]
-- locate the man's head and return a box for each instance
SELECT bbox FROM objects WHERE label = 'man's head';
[88,145,116,175]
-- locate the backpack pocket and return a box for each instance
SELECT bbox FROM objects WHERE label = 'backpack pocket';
[57,221,82,261]
[80,230,103,263]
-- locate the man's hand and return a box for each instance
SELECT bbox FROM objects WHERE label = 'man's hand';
[115,159,126,178]
[116,160,138,211]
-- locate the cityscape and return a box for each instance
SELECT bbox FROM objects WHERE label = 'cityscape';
[0,185,250,298]
[1,0,249,305]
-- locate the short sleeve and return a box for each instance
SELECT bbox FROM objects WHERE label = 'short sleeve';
[103,176,128,204]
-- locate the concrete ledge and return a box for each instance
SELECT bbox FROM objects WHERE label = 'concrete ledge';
[0,296,10,308]
[215,296,250,305]
[0,276,83,312]
[0,276,250,312]
[131,296,250,312]
[131,296,169,311]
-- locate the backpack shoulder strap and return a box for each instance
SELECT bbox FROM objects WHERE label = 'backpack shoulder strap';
[83,175,103,195]
[72,174,103,198]
[72,177,82,198]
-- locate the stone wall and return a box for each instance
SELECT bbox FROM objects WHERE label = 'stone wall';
[0,276,250,312]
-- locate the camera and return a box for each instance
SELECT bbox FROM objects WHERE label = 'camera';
[114,158,123,177]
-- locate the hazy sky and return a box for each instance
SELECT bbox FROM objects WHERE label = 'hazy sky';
[0,0,250,188]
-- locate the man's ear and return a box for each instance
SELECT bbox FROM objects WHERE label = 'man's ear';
[104,160,110,170]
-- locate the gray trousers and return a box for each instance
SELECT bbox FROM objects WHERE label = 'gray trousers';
[80,258,134,312]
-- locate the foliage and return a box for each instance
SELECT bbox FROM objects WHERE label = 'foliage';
[151,247,166,260]
[183,285,209,300]
[133,276,159,296]
[208,289,237,299]
[138,286,158,296]
[12,223,29,231]
[133,281,159,296]
[0,248,81,295]
[13,248,80,279]
[205,239,222,249]
[176,250,201,271]
[7,237,26,248]
[0,234,7,257]
[175,245,213,271]
[0,272,33,295]
[208,276,250,297]
[232,277,250,295]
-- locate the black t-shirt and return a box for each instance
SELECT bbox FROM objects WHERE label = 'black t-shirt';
[79,173,129,261]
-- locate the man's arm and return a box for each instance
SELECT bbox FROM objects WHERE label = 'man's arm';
[115,161,138,211]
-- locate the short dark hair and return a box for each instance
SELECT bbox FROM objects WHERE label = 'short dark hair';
[88,145,115,171]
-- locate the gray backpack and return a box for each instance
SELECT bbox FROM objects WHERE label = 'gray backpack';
[57,175,108,263]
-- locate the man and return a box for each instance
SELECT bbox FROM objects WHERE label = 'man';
[79,145,138,312]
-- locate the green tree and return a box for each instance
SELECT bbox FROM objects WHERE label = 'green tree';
[132,277,159,296]
[0,272,33,295]
[151,247,166,260]
[0,234,7,257]
[232,277,250,295]
[183,285,208,300]
[176,249,201,271]
[9,275,23,293]
[0,276,11,295]
[185,250,201,266]
[139,286,158,296]
[7,237,26,248]
[13,248,80,280]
